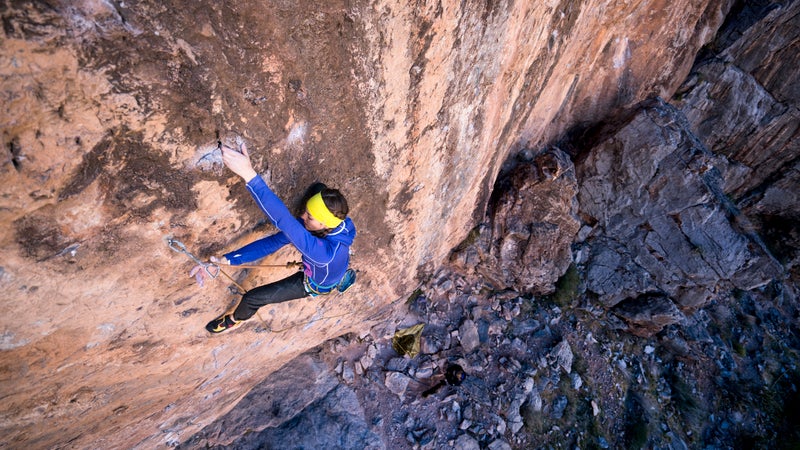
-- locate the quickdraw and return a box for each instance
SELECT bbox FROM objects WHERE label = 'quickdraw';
[166,236,358,333]
[167,238,300,273]
[166,237,300,295]
[167,238,220,279]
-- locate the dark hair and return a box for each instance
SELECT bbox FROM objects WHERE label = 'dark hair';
[320,188,349,220]
[299,183,349,237]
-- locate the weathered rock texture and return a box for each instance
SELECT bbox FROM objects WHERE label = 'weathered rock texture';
[178,351,384,449]
[568,0,800,336]
[189,2,799,448]
[451,147,580,295]
[673,0,800,281]
[184,248,798,448]
[576,99,782,331]
[1,0,733,448]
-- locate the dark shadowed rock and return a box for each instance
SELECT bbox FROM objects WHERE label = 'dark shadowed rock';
[236,385,383,450]
[612,293,685,337]
[458,319,481,353]
[180,352,354,448]
[673,0,800,282]
[456,147,580,295]
[577,100,782,313]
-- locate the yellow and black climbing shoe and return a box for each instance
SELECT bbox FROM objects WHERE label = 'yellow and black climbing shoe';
[205,313,240,333]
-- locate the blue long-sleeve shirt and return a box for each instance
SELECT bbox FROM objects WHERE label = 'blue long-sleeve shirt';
[224,176,356,287]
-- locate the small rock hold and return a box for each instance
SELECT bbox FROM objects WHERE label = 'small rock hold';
[416,366,433,379]
[342,363,355,384]
[529,389,543,413]
[571,372,583,390]
[459,320,480,353]
[416,429,434,446]
[420,335,441,354]
[462,403,472,420]
[523,377,535,394]
[667,431,689,450]
[488,439,512,450]
[506,396,525,434]
[493,414,507,434]
[359,353,374,371]
[453,433,480,450]
[551,395,568,419]
[550,339,573,373]
[384,371,411,398]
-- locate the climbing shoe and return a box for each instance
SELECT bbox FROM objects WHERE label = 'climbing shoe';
[205,313,240,333]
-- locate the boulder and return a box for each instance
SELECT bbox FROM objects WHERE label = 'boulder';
[577,100,782,313]
[611,293,686,337]
[454,147,581,295]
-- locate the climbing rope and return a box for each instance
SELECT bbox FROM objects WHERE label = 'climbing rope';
[261,304,357,333]
[166,237,353,333]
[220,261,303,269]
[168,237,244,293]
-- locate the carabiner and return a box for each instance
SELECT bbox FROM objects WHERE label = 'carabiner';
[167,238,209,269]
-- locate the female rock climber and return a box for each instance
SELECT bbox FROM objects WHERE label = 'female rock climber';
[200,142,356,333]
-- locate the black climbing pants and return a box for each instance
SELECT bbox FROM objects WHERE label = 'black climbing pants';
[232,271,308,321]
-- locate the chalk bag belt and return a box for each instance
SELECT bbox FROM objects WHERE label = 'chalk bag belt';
[303,268,358,297]
[303,275,337,297]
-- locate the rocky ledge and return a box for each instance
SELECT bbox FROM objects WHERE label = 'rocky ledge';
[180,259,797,449]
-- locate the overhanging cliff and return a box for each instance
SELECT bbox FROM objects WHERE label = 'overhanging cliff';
[1,0,734,447]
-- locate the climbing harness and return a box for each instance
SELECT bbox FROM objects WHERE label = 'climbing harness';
[303,268,357,297]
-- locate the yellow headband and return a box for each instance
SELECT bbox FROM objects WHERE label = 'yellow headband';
[306,192,343,228]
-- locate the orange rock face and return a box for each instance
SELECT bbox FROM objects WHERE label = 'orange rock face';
[0,0,729,447]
